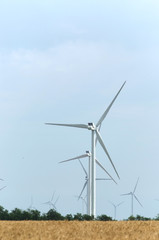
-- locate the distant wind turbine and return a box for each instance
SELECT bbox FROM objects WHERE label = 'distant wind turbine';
[121,178,143,216]
[109,201,124,220]
[43,192,59,211]
[46,81,126,217]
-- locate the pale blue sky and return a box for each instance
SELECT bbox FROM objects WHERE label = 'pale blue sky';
[0,0,159,219]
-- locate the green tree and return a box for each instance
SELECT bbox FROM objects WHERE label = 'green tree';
[154,214,159,220]
[96,214,112,221]
[29,209,41,220]
[135,215,151,221]
[127,215,136,221]
[73,213,84,221]
[10,208,24,220]
[46,209,64,220]
[0,206,9,220]
[22,210,32,220]
[82,214,94,221]
[65,214,73,221]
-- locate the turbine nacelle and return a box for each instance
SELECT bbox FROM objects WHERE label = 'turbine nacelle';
[85,176,88,181]
[86,151,91,156]
[88,123,96,130]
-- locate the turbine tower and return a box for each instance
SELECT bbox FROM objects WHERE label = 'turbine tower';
[46,82,126,217]
[121,178,143,216]
[60,151,116,215]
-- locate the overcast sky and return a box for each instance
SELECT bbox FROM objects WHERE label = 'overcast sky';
[0,0,159,219]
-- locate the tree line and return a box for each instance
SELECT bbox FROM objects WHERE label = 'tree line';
[0,205,158,221]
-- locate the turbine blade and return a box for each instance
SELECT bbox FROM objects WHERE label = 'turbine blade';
[109,201,116,207]
[43,201,50,205]
[95,130,120,179]
[133,177,139,194]
[0,186,6,191]
[78,181,88,199]
[96,81,126,127]
[51,191,56,202]
[78,159,88,177]
[95,159,117,184]
[54,195,60,206]
[117,201,124,207]
[59,154,88,163]
[134,194,143,207]
[95,123,102,146]
[96,178,112,180]
[45,123,88,129]
[50,202,57,210]
[121,193,131,196]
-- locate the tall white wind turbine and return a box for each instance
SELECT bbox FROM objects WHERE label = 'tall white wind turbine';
[46,82,126,217]
[60,151,116,215]
[121,178,143,216]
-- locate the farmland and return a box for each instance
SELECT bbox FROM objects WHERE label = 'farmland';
[0,221,159,240]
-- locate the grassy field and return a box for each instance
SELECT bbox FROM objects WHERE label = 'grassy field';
[0,221,159,240]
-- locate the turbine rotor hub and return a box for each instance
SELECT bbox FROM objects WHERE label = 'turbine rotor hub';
[86,151,91,156]
[88,122,96,130]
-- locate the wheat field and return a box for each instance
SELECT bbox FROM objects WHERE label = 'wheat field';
[0,221,159,240]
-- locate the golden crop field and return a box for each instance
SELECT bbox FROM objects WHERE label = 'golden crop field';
[0,221,159,240]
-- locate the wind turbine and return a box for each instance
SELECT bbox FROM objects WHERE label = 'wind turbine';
[59,151,117,215]
[43,192,59,211]
[46,81,126,217]
[109,201,124,220]
[121,178,143,216]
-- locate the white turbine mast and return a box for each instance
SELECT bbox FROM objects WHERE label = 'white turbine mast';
[60,151,116,215]
[121,177,143,216]
[46,81,126,217]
